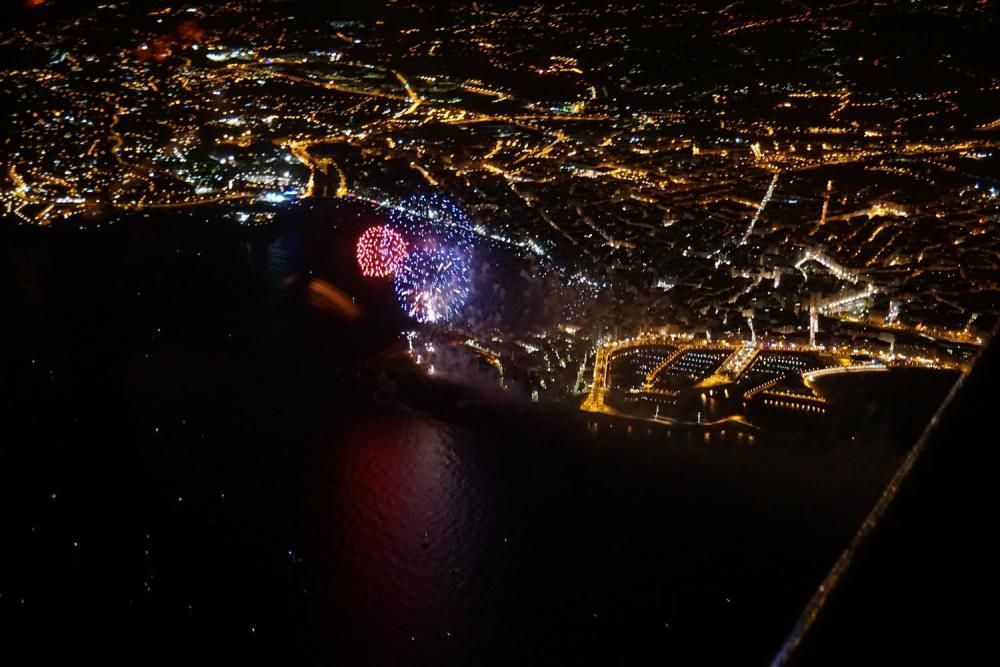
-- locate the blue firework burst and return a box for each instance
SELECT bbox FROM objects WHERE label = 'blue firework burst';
[393,244,472,323]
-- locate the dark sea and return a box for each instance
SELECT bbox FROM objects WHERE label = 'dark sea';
[0,203,958,666]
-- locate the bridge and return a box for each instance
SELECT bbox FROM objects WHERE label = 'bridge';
[802,363,888,382]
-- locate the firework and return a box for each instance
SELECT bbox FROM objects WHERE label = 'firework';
[393,244,471,323]
[388,193,476,250]
[356,225,408,277]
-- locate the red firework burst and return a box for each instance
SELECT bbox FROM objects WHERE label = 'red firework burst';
[356,225,408,277]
